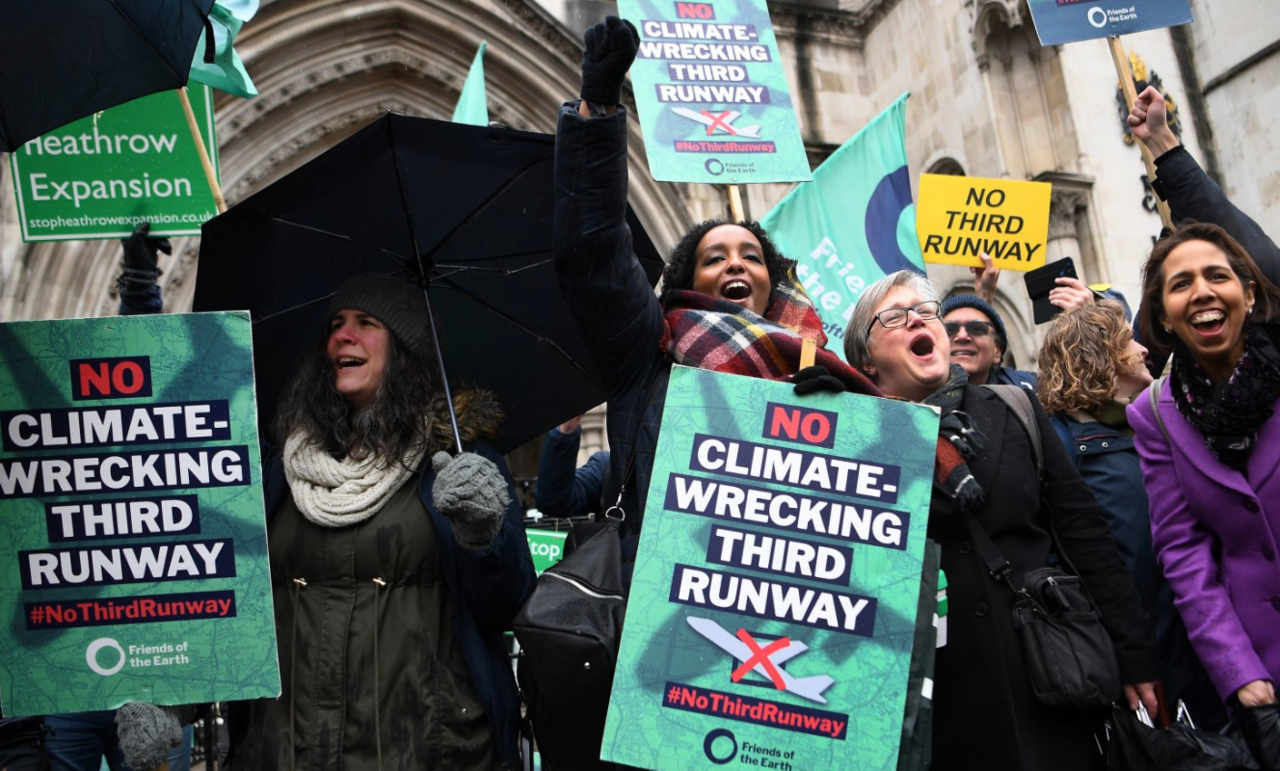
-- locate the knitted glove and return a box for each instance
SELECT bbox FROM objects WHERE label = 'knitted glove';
[115,702,182,771]
[580,16,640,107]
[432,451,509,549]
[792,365,846,396]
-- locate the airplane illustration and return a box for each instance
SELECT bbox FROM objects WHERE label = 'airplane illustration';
[687,616,835,704]
[671,107,763,138]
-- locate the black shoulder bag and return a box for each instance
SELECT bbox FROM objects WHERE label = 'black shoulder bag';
[971,385,1122,710]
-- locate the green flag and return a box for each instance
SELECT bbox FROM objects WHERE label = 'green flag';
[190,0,259,99]
[760,93,924,354]
[452,42,489,126]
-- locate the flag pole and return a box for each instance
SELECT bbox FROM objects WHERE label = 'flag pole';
[727,184,745,222]
[1107,36,1172,230]
[177,87,227,214]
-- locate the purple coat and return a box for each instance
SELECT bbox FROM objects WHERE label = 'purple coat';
[1128,383,1280,701]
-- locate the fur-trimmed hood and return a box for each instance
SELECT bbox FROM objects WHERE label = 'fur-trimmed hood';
[427,387,503,454]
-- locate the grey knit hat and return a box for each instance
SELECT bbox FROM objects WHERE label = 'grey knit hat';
[940,294,1008,354]
[327,274,432,359]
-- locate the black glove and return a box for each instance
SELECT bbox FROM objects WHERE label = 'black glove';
[581,16,639,107]
[792,365,846,396]
[121,222,171,281]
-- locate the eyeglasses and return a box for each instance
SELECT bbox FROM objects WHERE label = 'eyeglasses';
[943,320,994,339]
[866,301,942,336]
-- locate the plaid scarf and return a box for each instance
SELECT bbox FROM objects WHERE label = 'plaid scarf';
[660,274,879,396]
[923,364,986,513]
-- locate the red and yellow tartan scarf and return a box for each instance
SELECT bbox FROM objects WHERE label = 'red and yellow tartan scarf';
[659,274,879,397]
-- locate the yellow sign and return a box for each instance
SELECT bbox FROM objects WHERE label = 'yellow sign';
[917,175,1052,271]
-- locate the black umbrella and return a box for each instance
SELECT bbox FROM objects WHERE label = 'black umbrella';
[194,114,664,454]
[0,0,216,152]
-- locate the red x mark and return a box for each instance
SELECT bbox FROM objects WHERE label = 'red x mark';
[701,110,738,136]
[731,628,791,690]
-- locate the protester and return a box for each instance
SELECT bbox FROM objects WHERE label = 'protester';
[1038,301,1225,727]
[553,16,878,543]
[535,415,609,518]
[846,270,1159,770]
[228,273,535,770]
[25,224,198,771]
[939,294,1037,389]
[1128,222,1280,714]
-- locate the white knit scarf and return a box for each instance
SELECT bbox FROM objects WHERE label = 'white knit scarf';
[283,430,427,527]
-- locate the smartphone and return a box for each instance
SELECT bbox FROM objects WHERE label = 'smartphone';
[1024,257,1077,325]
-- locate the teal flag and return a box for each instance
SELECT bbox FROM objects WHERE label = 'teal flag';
[601,366,938,770]
[759,94,924,353]
[452,42,489,126]
[190,0,259,99]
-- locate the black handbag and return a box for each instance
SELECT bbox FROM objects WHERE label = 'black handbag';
[1013,566,1123,709]
[965,508,1122,709]
[512,514,627,771]
[1105,702,1259,770]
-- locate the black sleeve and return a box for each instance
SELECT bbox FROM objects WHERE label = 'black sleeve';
[1033,395,1161,682]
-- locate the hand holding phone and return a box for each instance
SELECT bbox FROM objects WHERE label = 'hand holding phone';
[1024,257,1077,324]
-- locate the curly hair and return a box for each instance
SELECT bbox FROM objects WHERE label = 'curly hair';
[1138,221,1280,358]
[274,325,449,466]
[658,219,794,307]
[1036,301,1137,414]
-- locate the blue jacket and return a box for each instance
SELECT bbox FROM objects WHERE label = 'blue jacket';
[255,441,536,768]
[991,366,1036,391]
[535,426,608,518]
[1050,412,1224,724]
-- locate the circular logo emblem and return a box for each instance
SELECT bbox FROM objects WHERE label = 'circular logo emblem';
[703,728,737,765]
[1088,7,1108,28]
[704,158,725,176]
[86,637,126,676]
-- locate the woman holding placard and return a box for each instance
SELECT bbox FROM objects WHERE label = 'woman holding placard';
[845,270,1158,770]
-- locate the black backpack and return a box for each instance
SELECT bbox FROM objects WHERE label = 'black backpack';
[512,517,627,770]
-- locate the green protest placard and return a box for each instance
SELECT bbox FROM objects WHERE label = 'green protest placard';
[526,529,569,574]
[0,312,279,716]
[1026,0,1193,46]
[618,0,812,184]
[9,87,219,242]
[602,366,938,770]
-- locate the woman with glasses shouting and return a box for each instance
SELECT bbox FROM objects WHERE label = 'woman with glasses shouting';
[845,270,1160,771]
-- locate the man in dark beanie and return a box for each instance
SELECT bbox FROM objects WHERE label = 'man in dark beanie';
[941,294,1037,389]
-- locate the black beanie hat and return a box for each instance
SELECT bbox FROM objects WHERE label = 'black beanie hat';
[940,294,1008,354]
[327,274,431,359]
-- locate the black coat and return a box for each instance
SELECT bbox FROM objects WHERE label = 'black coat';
[929,387,1158,771]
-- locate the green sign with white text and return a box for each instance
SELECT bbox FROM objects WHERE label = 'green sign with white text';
[618,0,812,184]
[0,312,279,716]
[526,529,569,574]
[9,87,219,242]
[602,367,938,770]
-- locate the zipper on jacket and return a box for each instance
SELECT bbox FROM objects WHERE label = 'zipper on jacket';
[544,571,624,601]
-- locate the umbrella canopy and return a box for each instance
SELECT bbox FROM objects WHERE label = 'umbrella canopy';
[194,114,664,454]
[0,0,215,152]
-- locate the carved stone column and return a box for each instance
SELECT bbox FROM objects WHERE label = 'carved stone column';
[1046,189,1087,265]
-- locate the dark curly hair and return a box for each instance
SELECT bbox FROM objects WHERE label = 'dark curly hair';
[658,219,795,308]
[274,324,447,467]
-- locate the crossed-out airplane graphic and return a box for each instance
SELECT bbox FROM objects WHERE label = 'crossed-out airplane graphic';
[687,616,835,704]
[671,108,763,138]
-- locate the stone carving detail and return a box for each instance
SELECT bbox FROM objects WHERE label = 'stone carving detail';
[1048,189,1087,241]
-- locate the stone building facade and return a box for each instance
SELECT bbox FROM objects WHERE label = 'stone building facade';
[0,0,1273,466]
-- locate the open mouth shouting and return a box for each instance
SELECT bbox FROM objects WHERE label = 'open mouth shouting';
[1187,308,1227,339]
[909,331,938,361]
[719,278,754,304]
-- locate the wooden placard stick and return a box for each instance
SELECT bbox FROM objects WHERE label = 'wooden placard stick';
[727,184,745,223]
[1106,36,1172,230]
[800,337,816,370]
[177,87,227,214]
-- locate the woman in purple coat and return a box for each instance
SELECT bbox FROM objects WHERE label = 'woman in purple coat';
[1128,221,1280,712]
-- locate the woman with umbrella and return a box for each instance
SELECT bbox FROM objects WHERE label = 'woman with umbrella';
[229,274,535,771]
